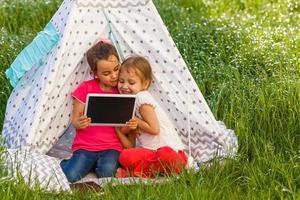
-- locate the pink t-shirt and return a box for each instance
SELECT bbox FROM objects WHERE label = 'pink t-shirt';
[71,79,123,152]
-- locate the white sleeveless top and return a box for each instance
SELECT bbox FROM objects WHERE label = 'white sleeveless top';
[135,91,185,151]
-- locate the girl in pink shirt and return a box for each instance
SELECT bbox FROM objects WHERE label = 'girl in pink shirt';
[60,41,124,183]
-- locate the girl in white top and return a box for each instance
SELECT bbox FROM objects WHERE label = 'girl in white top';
[134,91,185,151]
[116,56,187,177]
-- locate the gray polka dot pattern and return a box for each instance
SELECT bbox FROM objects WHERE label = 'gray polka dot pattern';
[2,0,237,163]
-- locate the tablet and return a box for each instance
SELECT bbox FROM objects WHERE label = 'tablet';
[84,93,136,126]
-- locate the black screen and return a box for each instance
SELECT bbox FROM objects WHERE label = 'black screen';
[86,96,136,124]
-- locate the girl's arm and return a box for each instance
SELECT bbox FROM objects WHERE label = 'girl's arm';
[116,118,138,148]
[116,128,136,148]
[137,104,160,135]
[72,98,91,129]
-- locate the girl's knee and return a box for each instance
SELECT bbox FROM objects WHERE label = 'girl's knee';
[156,146,178,161]
[60,158,90,183]
[95,162,118,178]
[61,167,82,183]
[157,146,175,154]
[119,148,155,167]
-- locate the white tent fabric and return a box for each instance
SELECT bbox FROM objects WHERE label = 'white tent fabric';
[2,149,71,191]
[1,0,238,190]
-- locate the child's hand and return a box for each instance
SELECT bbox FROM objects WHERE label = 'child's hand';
[125,118,138,130]
[73,114,91,129]
[120,118,138,134]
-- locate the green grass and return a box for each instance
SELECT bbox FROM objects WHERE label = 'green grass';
[0,0,299,199]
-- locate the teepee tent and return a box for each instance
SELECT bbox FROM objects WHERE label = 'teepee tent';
[2,0,238,191]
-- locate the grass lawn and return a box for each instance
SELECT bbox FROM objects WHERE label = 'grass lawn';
[0,0,299,199]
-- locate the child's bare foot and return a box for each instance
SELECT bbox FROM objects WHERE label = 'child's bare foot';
[115,168,130,178]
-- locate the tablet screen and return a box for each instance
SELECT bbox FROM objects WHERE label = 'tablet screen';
[84,93,136,126]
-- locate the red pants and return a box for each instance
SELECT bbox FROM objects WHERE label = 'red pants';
[118,146,187,177]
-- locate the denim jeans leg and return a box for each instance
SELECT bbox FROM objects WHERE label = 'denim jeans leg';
[95,149,120,178]
[60,149,97,183]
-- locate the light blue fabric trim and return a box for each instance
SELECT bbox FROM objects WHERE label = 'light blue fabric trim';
[5,22,60,87]
[102,8,125,62]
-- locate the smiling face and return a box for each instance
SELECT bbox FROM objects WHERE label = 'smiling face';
[95,55,120,91]
[118,68,149,94]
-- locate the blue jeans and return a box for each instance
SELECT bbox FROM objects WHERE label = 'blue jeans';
[60,149,120,183]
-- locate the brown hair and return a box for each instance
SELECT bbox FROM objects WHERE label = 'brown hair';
[121,56,153,86]
[86,41,119,73]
